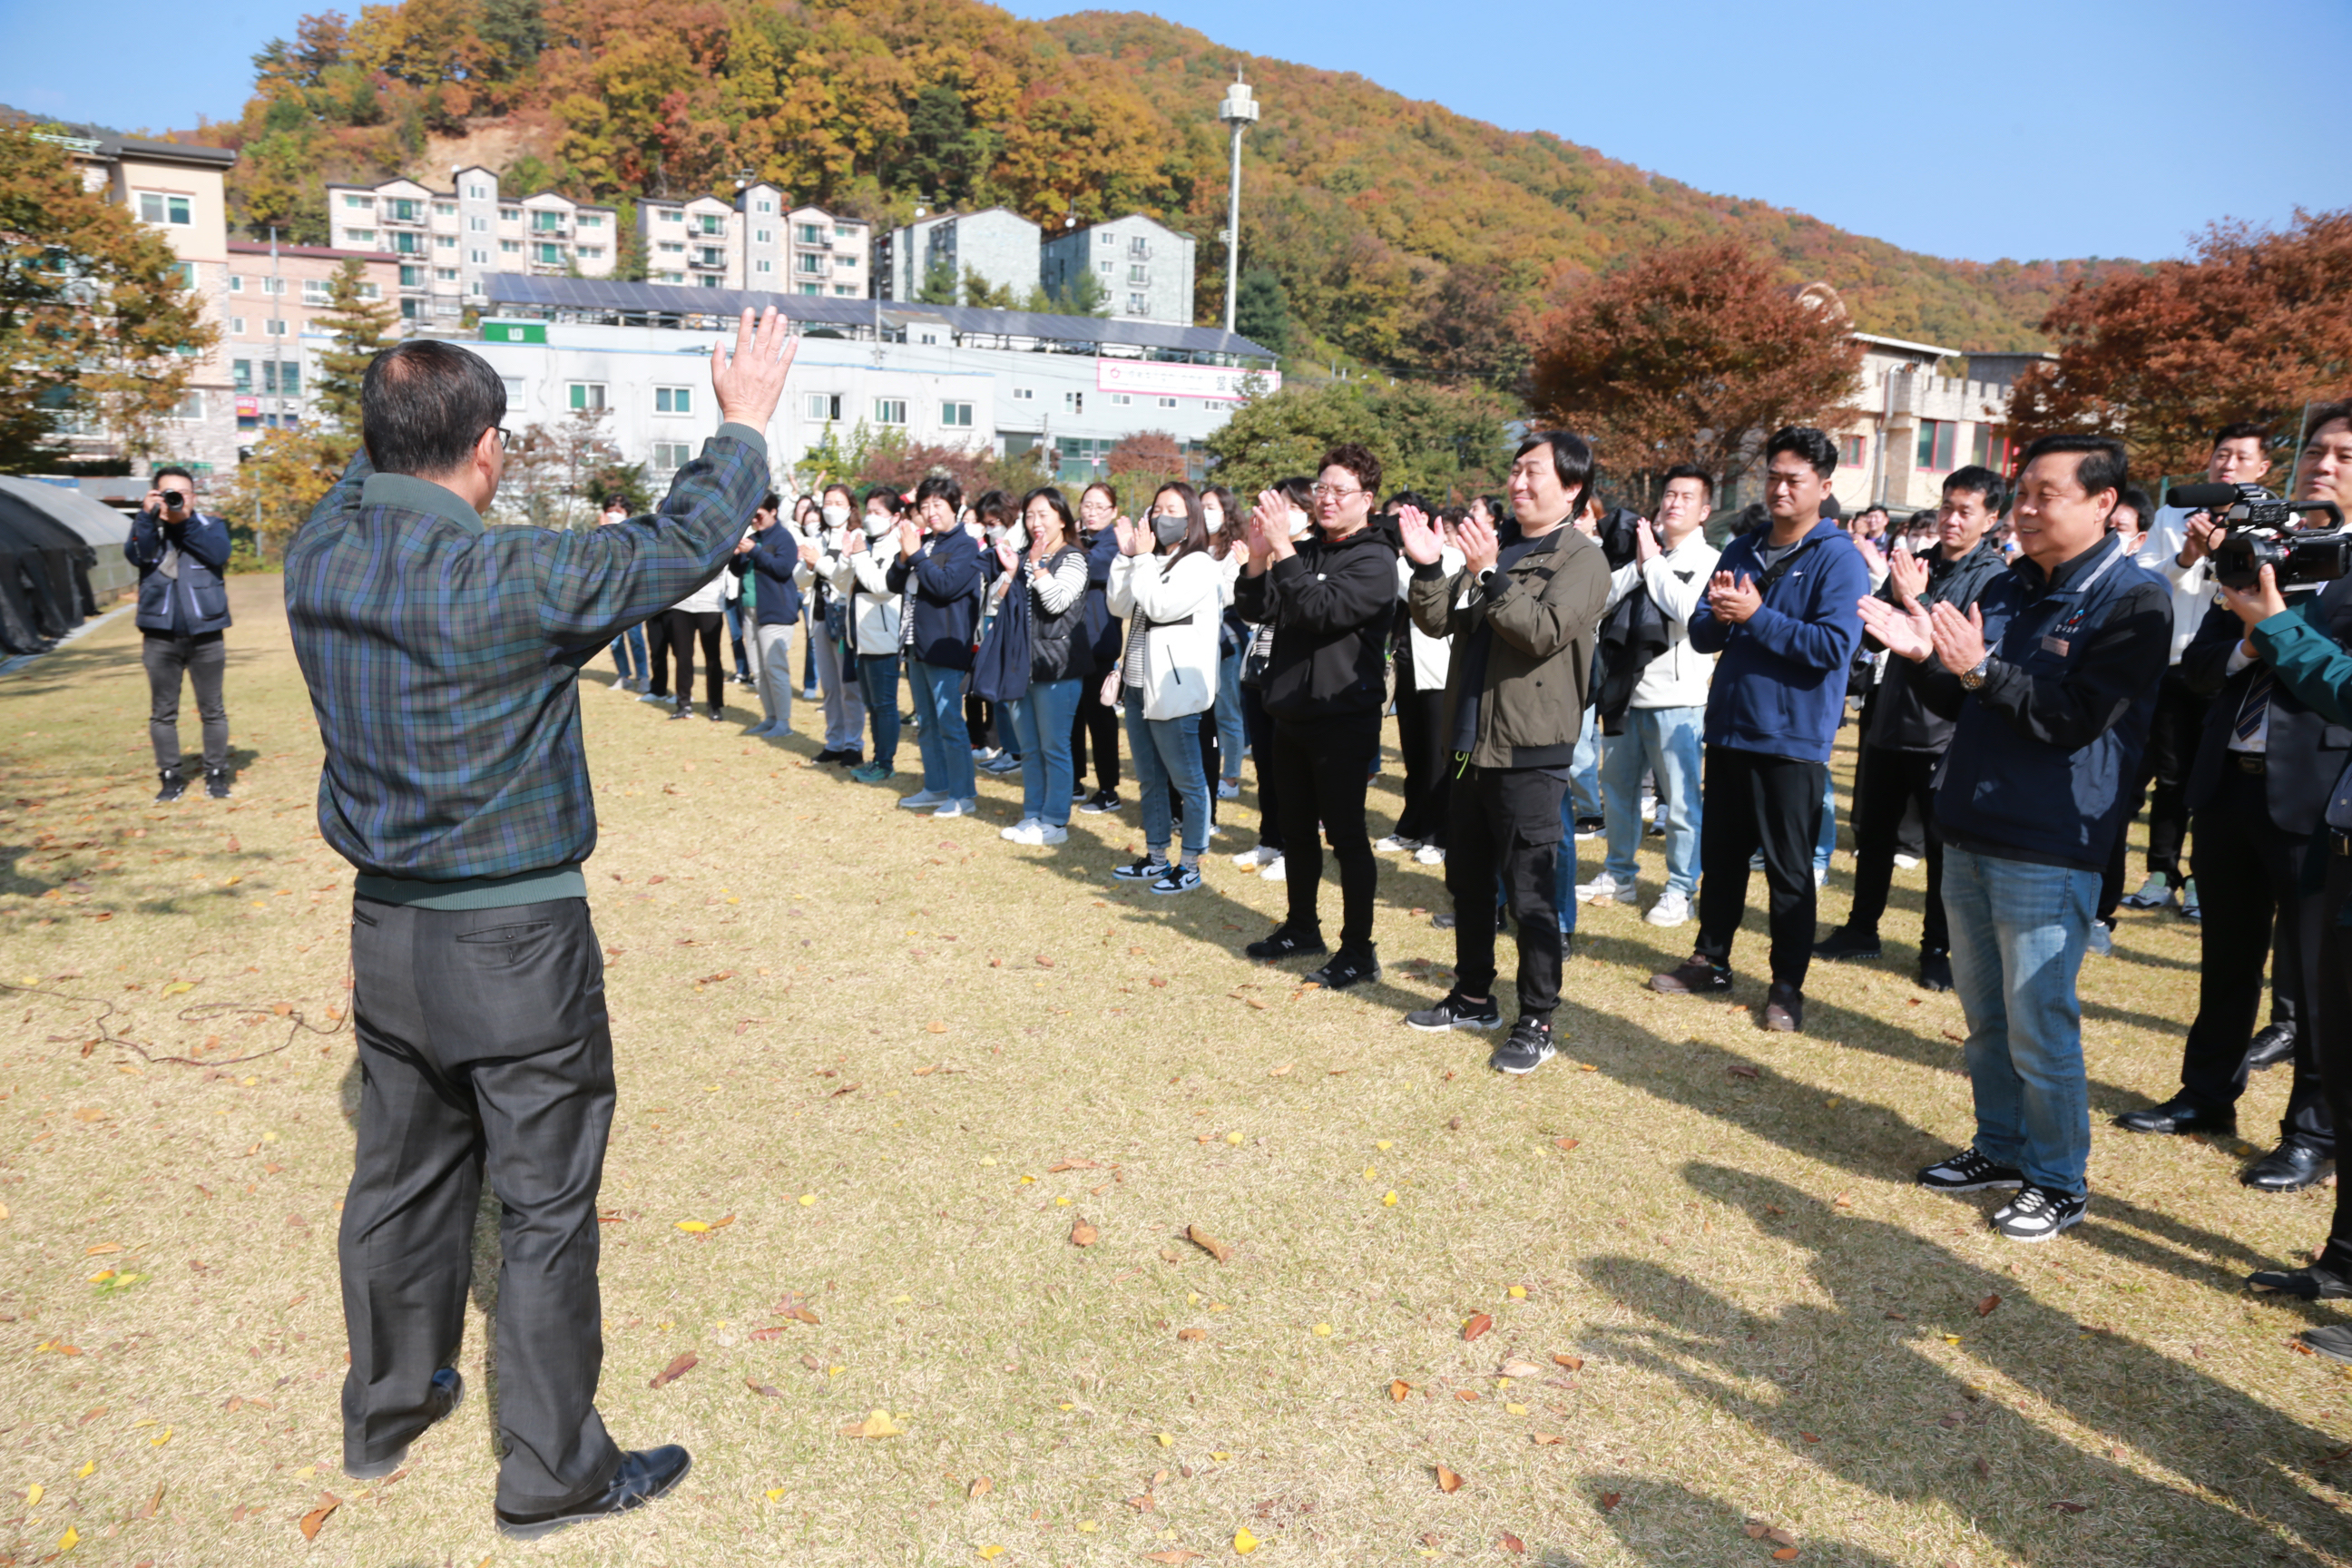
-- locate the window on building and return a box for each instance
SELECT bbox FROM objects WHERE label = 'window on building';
[1839,434,1867,469]
[875,398,907,426]
[941,401,973,427]
[797,223,823,245]
[531,210,564,231]
[359,283,380,300]
[695,213,725,235]
[832,285,857,296]
[577,214,602,230]
[835,253,858,268]
[658,208,681,223]
[1916,418,1956,471]
[401,299,418,319]
[1063,391,1083,414]
[753,229,772,245]
[388,199,419,222]
[577,246,603,260]
[1128,264,1148,284]
[469,249,486,266]
[229,316,245,336]
[1099,230,1114,246]
[1973,426,2011,472]
[754,198,773,215]
[400,265,424,287]
[798,252,824,274]
[755,259,772,274]
[467,215,487,232]
[695,247,725,268]
[808,393,842,422]
[799,282,821,296]
[1109,393,1132,407]
[343,194,372,210]
[467,183,488,200]
[499,206,522,222]
[229,274,243,294]
[651,441,692,473]
[1097,260,1113,275]
[259,275,284,294]
[394,232,421,255]
[433,201,456,217]
[501,240,523,254]
[536,242,563,265]
[1011,387,1034,401]
[567,382,606,411]
[501,376,524,406]
[345,228,377,245]
[435,267,458,282]
[1129,236,1149,258]
[435,234,456,249]
[695,275,720,289]
[256,360,299,396]
[654,387,692,415]
[1158,397,1178,409]
[231,359,251,394]
[171,390,204,420]
[835,225,856,242]
[656,240,684,255]
[265,318,289,336]
[1127,293,1147,314]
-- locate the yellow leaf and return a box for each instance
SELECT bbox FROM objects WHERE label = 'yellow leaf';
[892,1294,912,1305]
[1313,1323,1332,1337]
[88,1269,114,1282]
[1055,1196,1071,1207]
[979,1156,997,1167]
[151,1427,172,1446]
[858,1409,902,1438]
[676,1220,710,1233]
[25,1483,41,1507]
[1058,1402,1075,1410]
[977,1546,1004,1561]
[1505,1403,1528,1416]
[1211,1451,1231,1461]
[799,1193,818,1206]
[57,1524,78,1553]
[1234,1525,1260,1553]
[1945,1335,1962,1345]
[1376,1140,1393,1151]
[1225,1131,1244,1146]
[1382,1191,1399,1207]
[1078,1519,1100,1532]
[766,1486,788,1501]
[162,982,192,996]
[76,1460,95,1479]
[1508,1286,1527,1299]
[1362,1167,1376,1181]
[1157,1431,1174,1446]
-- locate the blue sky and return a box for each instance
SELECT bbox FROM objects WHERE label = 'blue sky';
[6,0,2345,263]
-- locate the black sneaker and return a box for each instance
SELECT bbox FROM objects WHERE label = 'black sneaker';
[813,747,844,763]
[1490,1014,1558,1075]
[1650,956,1733,995]
[1112,854,1172,882]
[667,705,693,720]
[1994,1183,2086,1242]
[204,768,232,799]
[495,1445,692,1540]
[1916,1148,2026,1193]
[706,704,725,722]
[1404,992,1502,1032]
[1245,926,1327,961]
[1149,863,1201,896]
[1080,789,1123,815]
[1812,926,1881,963]
[1917,948,1954,993]
[1072,783,1091,802]
[1304,946,1380,991]
[155,769,187,803]
[2248,1259,2352,1299]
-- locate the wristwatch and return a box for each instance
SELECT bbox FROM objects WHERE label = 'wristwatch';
[1958,656,1991,691]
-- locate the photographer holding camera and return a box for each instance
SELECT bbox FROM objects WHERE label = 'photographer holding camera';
[125,465,234,801]
[2200,401,2352,1353]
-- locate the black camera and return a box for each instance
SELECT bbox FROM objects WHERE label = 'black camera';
[161,489,185,509]
[2175,482,2352,591]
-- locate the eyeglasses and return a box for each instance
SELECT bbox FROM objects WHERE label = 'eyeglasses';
[1309,483,1364,500]
[490,426,513,448]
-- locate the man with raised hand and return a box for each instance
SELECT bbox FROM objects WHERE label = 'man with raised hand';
[286,309,794,1539]
[1866,434,2169,1244]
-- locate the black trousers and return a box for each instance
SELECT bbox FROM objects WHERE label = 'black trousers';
[1240,681,1283,851]
[1695,746,1827,988]
[2182,768,2330,1144]
[1072,679,1122,792]
[142,630,228,774]
[660,609,724,710]
[340,896,622,1514]
[1445,765,1565,1014]
[1393,678,1451,847]
[2141,669,2207,880]
[2304,853,2352,1268]
[1270,712,1381,948]
[1846,745,1948,953]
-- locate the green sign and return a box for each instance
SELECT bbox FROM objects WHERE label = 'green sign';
[481,320,548,345]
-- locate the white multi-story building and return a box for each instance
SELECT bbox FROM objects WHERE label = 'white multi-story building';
[1041,214,1196,325]
[326,168,616,325]
[637,182,871,296]
[875,209,1041,306]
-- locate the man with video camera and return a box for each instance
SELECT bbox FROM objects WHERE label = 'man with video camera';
[126,466,234,801]
[2200,401,2352,1353]
[2114,409,2350,1191]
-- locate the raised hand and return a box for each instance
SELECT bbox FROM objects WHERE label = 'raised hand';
[1927,601,1990,675]
[1456,514,1499,576]
[1857,593,1933,661]
[1114,515,1144,557]
[710,307,797,430]
[1708,570,1761,624]
[895,519,921,559]
[1635,516,1661,565]
[2219,561,2289,633]
[1395,504,1443,566]
[1886,545,1929,607]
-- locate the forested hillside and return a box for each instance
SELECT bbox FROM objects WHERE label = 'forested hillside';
[193,0,2138,368]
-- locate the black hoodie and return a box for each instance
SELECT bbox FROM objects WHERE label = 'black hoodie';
[1862,534,2010,753]
[1232,525,1400,721]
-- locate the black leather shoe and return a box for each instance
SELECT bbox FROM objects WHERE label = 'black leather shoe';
[495,1446,692,1540]
[2248,1260,2352,1299]
[1916,948,1954,994]
[2112,1094,2236,1138]
[2242,1139,2335,1191]
[1811,926,1881,963]
[345,1367,464,1480]
[2246,1022,2297,1073]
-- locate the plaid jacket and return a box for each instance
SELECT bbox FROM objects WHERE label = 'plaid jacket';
[284,426,769,903]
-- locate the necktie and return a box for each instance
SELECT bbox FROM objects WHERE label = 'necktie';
[2235,670,2274,747]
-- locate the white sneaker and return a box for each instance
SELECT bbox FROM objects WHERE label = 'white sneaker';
[1259,855,1287,881]
[1415,844,1446,866]
[1216,779,1241,800]
[897,789,950,810]
[1576,871,1638,906]
[1814,866,1828,889]
[933,797,979,818]
[1645,889,1691,927]
[971,746,999,763]
[1232,844,1279,868]
[1037,824,1069,845]
[1373,835,1421,854]
[1893,852,1921,870]
[1000,818,1041,842]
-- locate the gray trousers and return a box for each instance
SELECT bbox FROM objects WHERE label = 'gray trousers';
[753,622,794,730]
[142,631,228,774]
[811,626,865,752]
[339,895,623,1514]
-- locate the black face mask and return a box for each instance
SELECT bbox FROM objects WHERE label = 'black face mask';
[1152,514,1189,547]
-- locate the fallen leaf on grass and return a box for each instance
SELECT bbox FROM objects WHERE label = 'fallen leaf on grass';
[1455,1390,1480,1403]
[968,1476,993,1499]
[1942,1030,1965,1044]
[1070,1215,1098,1247]
[926,1021,948,1034]
[2049,1500,2089,1514]
[1048,1159,1100,1172]
[1773,1550,1799,1562]
[1598,1492,1622,1511]
[1268,1063,1293,1077]
[1436,1465,1464,1493]
[1553,1353,1584,1371]
[1148,1553,1201,1563]
[750,1327,789,1341]
[1126,1493,1157,1513]
[1499,1533,1524,1553]
[745,1380,785,1397]
[1187,1225,1232,1263]
[1390,1379,1412,1401]
[1553,1137,1579,1152]
[1462,1313,1494,1341]
[1178,1328,1207,1342]
[1976,1293,2003,1318]
[839,1409,904,1438]
[298,1494,339,1540]
[649,1352,698,1388]
[977,1546,1004,1562]
[1726,1064,1759,1079]
[1499,1359,1545,1378]
[1529,1432,1563,1446]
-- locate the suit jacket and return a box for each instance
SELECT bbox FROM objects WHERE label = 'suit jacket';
[2180,573,2352,835]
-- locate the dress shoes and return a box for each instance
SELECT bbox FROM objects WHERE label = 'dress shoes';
[2248,1259,2352,1299]
[2241,1139,2334,1191]
[495,1445,692,1539]
[2112,1094,2236,1138]
[2245,1022,2297,1073]
[345,1367,463,1480]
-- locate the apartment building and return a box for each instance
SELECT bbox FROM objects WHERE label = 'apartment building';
[635,183,872,296]
[221,240,402,435]
[1041,214,1197,325]
[326,168,616,324]
[875,209,1041,306]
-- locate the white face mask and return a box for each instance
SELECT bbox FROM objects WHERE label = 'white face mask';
[1004,521,1030,554]
[823,504,850,528]
[863,512,894,537]
[1203,509,1225,534]
[1287,510,1312,540]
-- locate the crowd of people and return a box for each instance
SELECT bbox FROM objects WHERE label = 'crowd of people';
[240,310,2352,1534]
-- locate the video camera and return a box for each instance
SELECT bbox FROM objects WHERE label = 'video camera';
[2174,482,2352,591]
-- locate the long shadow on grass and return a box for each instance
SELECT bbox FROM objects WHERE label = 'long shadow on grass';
[1569,1162,2352,1568]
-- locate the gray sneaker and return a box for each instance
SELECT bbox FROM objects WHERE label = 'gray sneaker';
[897,789,950,810]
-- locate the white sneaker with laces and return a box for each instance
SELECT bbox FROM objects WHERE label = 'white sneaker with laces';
[1037,824,1069,845]
[1893,853,1921,869]
[933,798,977,819]
[1645,889,1691,927]
[1373,835,1420,854]
[897,789,949,810]
[1576,871,1638,906]
[1233,844,1278,868]
[1000,818,1041,842]
[1813,865,1828,889]
[1415,844,1446,866]
[1259,855,1287,881]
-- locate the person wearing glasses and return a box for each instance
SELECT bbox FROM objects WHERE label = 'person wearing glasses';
[1234,445,1403,991]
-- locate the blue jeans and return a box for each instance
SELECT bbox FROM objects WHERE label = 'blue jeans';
[1214,648,1248,781]
[856,653,903,771]
[1942,845,2098,1196]
[1552,783,1582,936]
[723,599,752,681]
[1124,691,1209,859]
[1005,678,1082,827]
[1570,704,1602,820]
[908,659,975,799]
[1815,769,1838,872]
[609,623,646,681]
[1601,705,1704,896]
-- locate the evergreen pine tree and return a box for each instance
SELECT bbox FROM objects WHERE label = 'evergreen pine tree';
[1234,269,1291,355]
[310,258,400,438]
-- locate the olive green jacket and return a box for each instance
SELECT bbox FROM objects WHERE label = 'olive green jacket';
[1406,525,1611,770]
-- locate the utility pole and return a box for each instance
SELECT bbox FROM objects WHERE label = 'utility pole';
[264,225,284,562]
[1217,73,1259,338]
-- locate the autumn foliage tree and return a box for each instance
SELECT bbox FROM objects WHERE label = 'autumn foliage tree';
[1529,240,1861,507]
[2007,209,2352,479]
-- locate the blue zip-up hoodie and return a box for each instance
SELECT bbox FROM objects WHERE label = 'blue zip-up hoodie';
[1687,517,1868,763]
[127,510,233,635]
[1926,533,2172,870]
[746,523,801,627]
[887,526,993,671]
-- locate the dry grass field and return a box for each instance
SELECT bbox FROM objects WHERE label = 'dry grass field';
[3,574,2349,1567]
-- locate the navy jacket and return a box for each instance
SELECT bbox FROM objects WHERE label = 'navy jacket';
[887,526,993,671]
[1688,518,1869,763]
[1080,525,1124,664]
[2180,578,2352,835]
[1922,534,2171,870]
[747,524,801,627]
[127,510,233,635]
[1861,536,2009,753]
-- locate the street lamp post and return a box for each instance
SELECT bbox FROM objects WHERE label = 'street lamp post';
[733,168,756,293]
[1216,73,1259,338]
